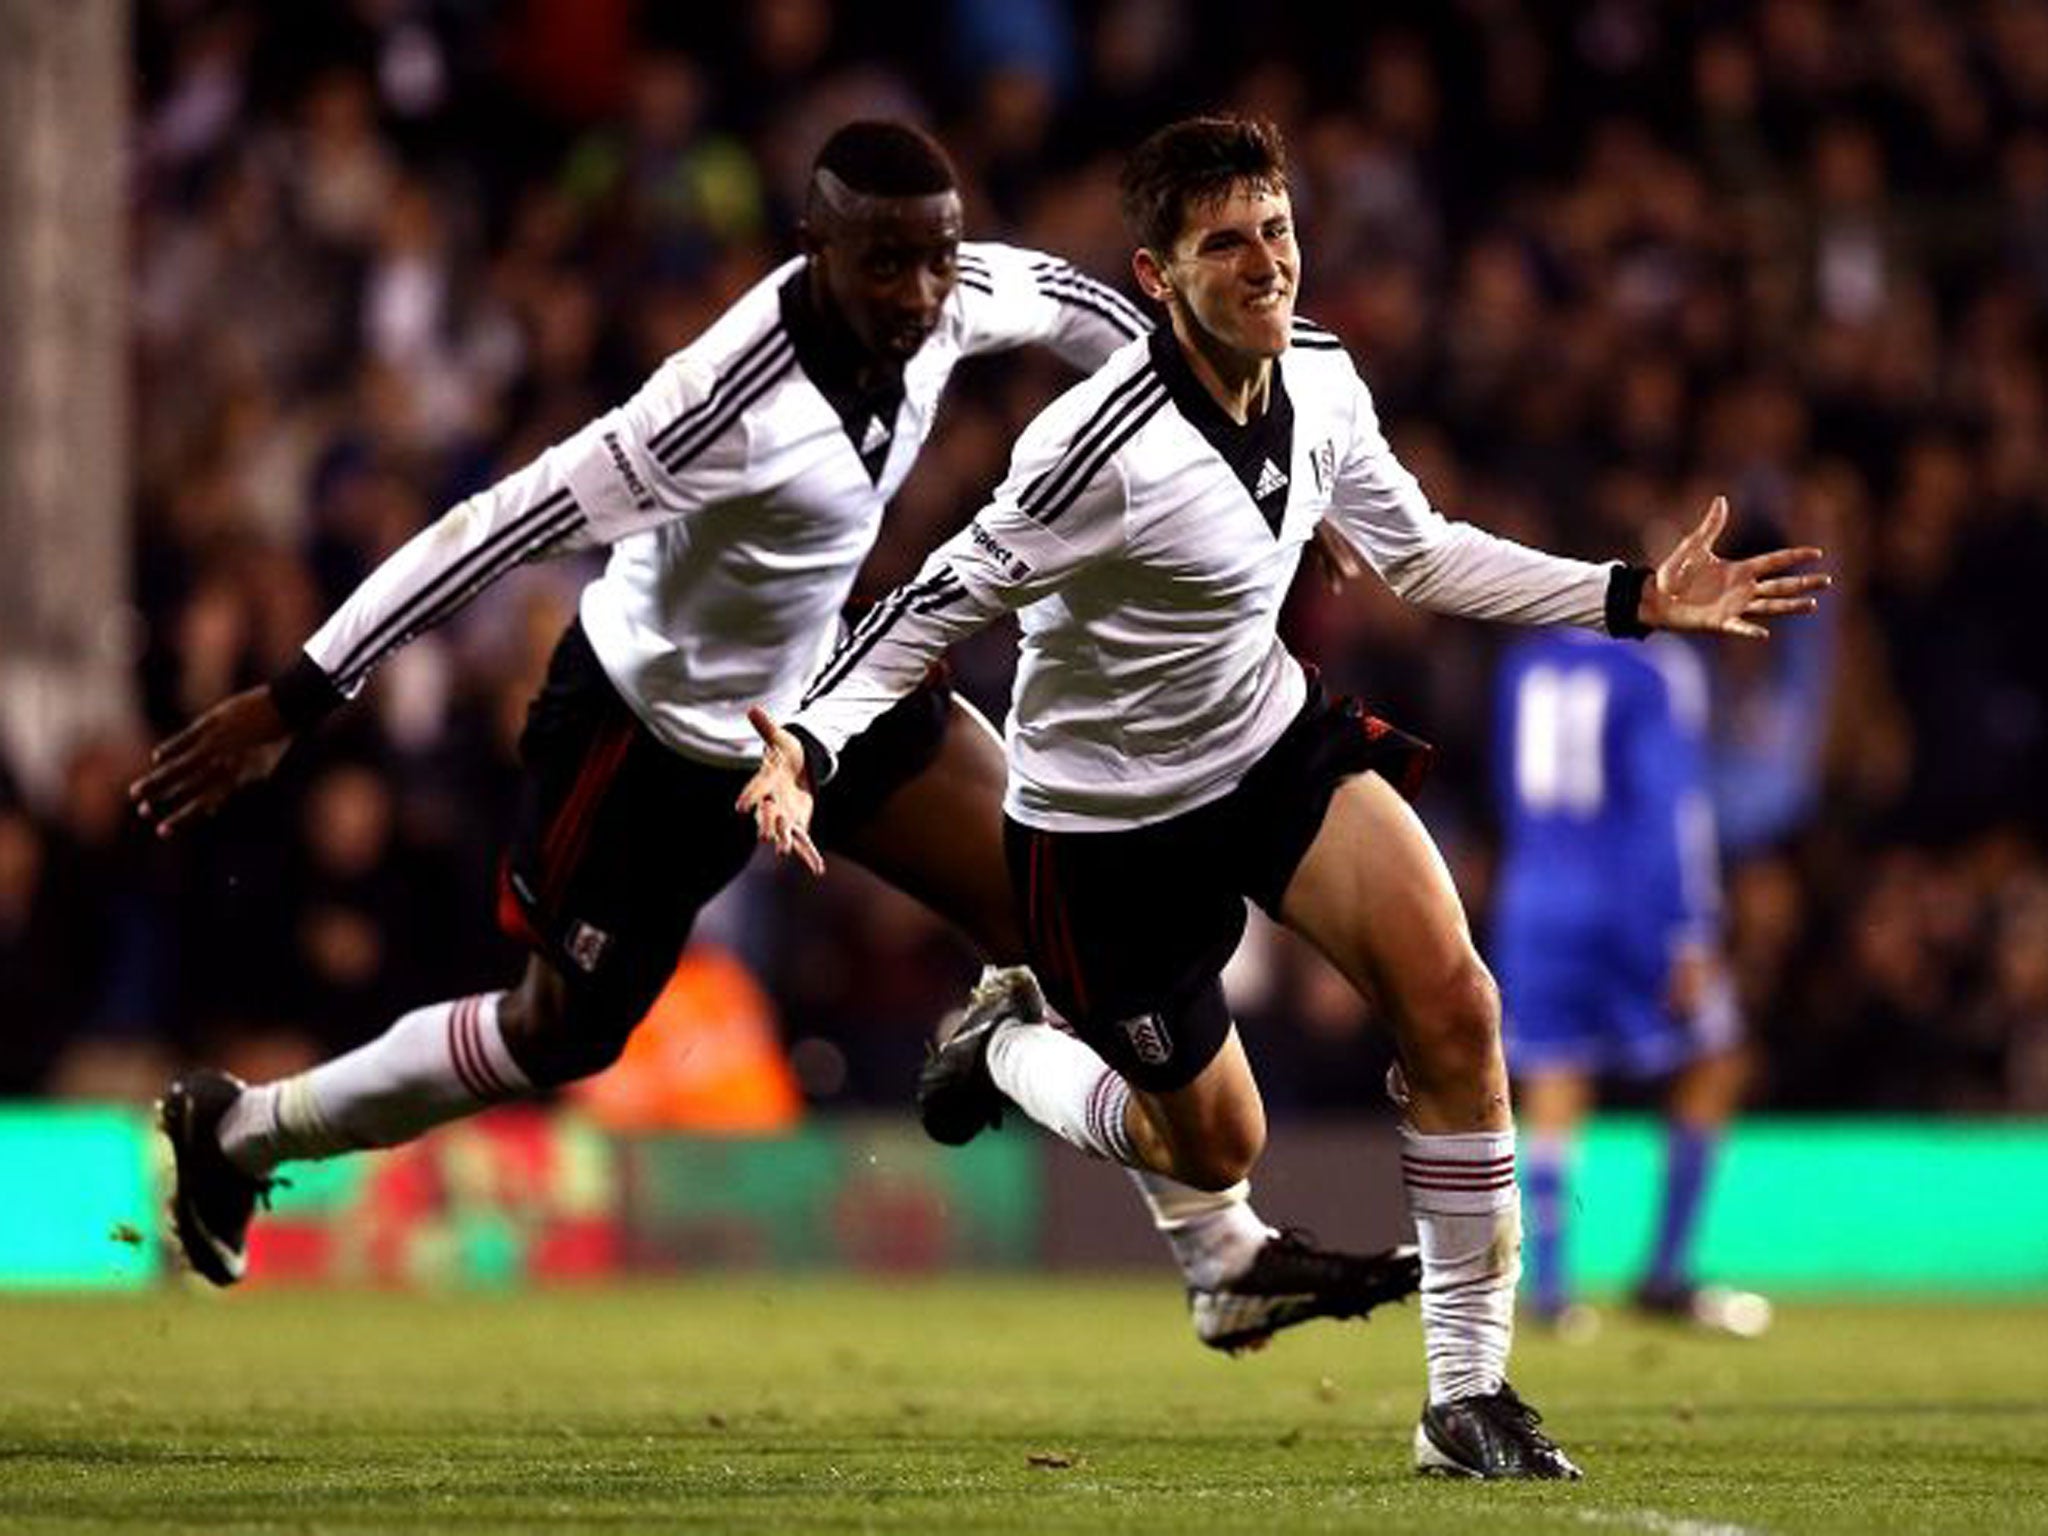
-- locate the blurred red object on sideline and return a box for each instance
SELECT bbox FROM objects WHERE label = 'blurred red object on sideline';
[570,944,803,1134]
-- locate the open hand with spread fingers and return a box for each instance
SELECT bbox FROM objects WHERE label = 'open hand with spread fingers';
[128,686,293,840]
[1639,495,1830,639]
[736,706,826,875]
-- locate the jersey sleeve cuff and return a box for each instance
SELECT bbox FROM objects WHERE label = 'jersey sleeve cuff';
[785,723,838,788]
[1605,563,1654,639]
[267,653,348,733]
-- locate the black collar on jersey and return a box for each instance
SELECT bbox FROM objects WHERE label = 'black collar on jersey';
[779,272,906,485]
[1148,328,1295,536]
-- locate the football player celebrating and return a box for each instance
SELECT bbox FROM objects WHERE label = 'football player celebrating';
[743,114,1828,1479]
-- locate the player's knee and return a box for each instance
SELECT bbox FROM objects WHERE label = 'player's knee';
[1400,954,1502,1089]
[498,965,638,1088]
[518,1025,632,1088]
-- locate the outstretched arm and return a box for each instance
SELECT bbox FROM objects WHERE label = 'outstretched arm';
[1637,495,1828,639]
[741,497,1108,868]
[128,442,596,839]
[736,545,1011,873]
[1320,355,1829,638]
[127,346,750,838]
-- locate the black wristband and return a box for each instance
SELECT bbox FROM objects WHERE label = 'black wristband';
[784,723,837,788]
[1605,564,1654,639]
[267,653,348,733]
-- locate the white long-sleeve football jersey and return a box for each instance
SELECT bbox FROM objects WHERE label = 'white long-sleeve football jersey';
[291,243,1147,764]
[790,318,1628,831]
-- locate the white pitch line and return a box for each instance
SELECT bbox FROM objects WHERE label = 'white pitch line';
[1575,1509,1767,1536]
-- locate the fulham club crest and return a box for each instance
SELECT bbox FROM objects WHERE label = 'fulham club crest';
[1122,1012,1173,1067]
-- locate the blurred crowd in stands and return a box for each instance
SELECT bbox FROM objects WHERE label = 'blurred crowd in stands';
[3,0,2046,1116]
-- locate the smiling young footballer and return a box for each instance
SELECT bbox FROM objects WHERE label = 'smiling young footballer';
[743,115,1828,1479]
[135,120,1419,1348]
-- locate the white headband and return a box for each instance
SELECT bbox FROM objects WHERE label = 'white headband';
[810,167,959,223]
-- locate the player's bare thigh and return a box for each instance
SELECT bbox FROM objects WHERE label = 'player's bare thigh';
[828,695,1026,963]
[1278,771,1511,1133]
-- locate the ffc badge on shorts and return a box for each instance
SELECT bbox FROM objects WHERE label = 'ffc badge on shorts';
[566,920,612,973]
[1122,1013,1173,1067]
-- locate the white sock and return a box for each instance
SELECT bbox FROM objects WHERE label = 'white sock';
[218,994,530,1177]
[1401,1124,1521,1405]
[985,1018,1136,1165]
[1127,1169,1275,1289]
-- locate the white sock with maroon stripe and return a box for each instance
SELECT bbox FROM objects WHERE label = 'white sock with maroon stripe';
[1127,1170,1276,1289]
[217,993,530,1177]
[1401,1125,1521,1405]
[985,1019,1137,1165]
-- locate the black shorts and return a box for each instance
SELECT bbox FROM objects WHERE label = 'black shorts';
[1005,674,1432,1092]
[497,620,950,1028]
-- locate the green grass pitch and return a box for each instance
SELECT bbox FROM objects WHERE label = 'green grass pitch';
[3,1281,2045,1533]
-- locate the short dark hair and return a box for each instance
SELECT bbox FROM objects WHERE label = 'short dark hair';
[1119,116,1289,254]
[812,120,958,198]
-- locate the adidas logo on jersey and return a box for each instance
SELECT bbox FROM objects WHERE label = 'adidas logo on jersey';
[1254,458,1289,500]
[861,416,893,456]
